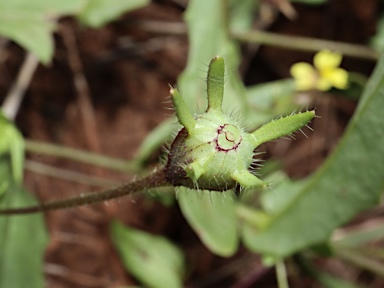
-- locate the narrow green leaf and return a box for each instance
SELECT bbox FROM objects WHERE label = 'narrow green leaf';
[244,53,384,257]
[177,188,238,257]
[78,0,150,28]
[178,0,247,115]
[246,79,296,112]
[207,56,225,111]
[251,111,315,147]
[110,221,184,288]
[0,159,48,288]
[229,0,259,31]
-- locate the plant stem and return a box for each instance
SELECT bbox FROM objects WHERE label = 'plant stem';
[25,139,138,172]
[24,160,117,187]
[0,168,169,215]
[275,260,289,288]
[1,52,39,120]
[128,20,378,60]
[232,30,378,60]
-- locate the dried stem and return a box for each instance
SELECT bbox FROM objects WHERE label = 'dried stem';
[1,52,39,120]
[60,23,101,152]
[24,160,118,187]
[25,139,138,172]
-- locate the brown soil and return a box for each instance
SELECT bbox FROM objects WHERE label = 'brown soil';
[1,1,381,287]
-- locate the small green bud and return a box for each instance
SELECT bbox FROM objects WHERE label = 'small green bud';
[165,56,315,191]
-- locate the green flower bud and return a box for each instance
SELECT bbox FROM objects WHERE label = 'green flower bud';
[165,56,315,191]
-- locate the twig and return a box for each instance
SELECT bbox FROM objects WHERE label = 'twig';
[25,139,138,172]
[0,37,9,65]
[45,263,108,288]
[25,160,118,187]
[127,20,379,60]
[60,23,101,152]
[1,52,39,120]
[334,246,384,278]
[232,30,379,60]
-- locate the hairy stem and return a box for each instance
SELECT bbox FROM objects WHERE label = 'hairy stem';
[0,168,170,215]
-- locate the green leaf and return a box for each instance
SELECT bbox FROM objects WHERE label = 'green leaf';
[0,0,85,14]
[177,0,247,116]
[229,0,259,31]
[245,79,297,130]
[78,0,150,28]
[242,53,384,257]
[0,0,85,64]
[110,221,184,288]
[370,14,384,52]
[0,159,48,288]
[177,188,238,256]
[0,11,53,64]
[0,113,24,183]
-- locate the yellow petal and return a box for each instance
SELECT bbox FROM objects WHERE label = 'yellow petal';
[314,50,342,71]
[328,68,349,89]
[315,78,332,91]
[290,62,317,91]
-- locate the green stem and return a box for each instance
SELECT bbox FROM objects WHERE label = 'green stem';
[128,20,379,60]
[275,260,290,288]
[0,168,170,215]
[25,139,138,172]
[232,30,379,60]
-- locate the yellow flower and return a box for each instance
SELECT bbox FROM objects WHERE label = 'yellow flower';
[290,50,349,91]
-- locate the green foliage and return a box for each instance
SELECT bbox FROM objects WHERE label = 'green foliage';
[0,0,149,64]
[110,221,185,288]
[370,14,384,52]
[78,0,150,27]
[0,113,24,183]
[178,0,247,116]
[0,159,48,288]
[243,52,384,258]
[0,0,84,63]
[1,0,384,286]
[178,189,238,256]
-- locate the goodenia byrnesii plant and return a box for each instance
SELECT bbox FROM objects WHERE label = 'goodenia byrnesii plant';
[0,56,315,215]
